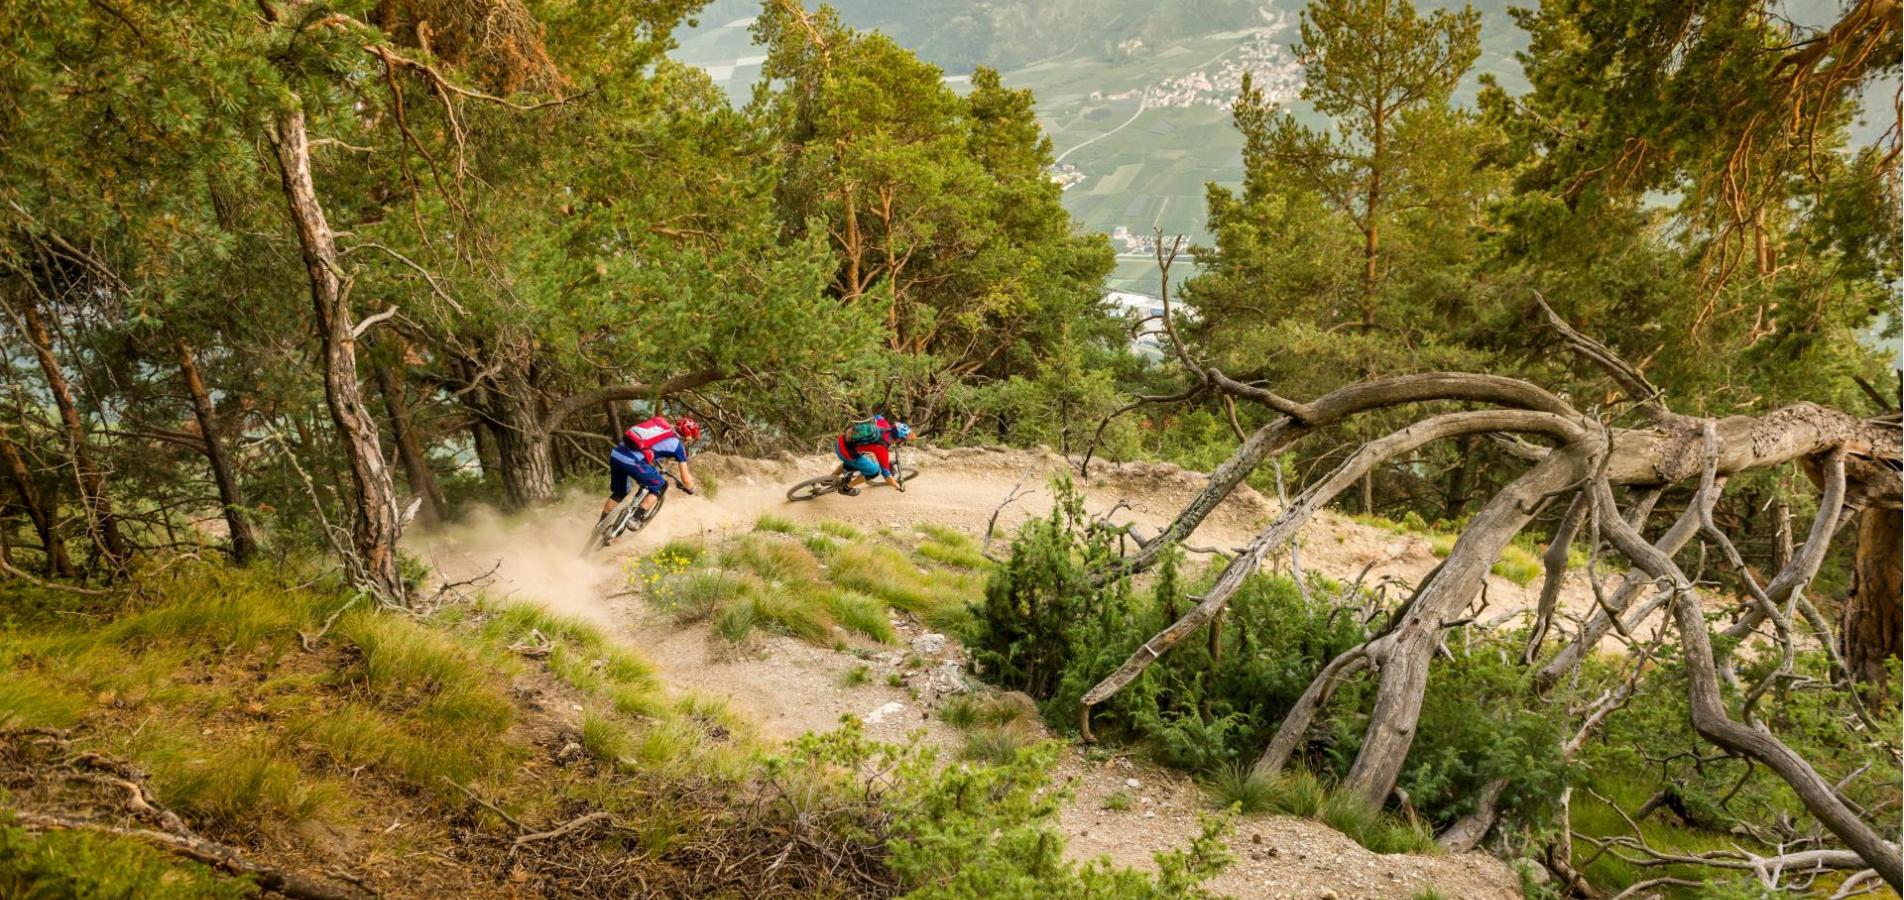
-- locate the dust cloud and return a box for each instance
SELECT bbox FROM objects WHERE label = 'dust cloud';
[406,489,627,626]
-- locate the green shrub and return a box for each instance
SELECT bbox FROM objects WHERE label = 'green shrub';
[967,478,1568,838]
[840,664,871,687]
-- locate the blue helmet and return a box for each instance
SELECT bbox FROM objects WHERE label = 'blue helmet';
[893,422,913,441]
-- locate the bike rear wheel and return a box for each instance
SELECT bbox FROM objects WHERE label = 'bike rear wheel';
[786,476,841,503]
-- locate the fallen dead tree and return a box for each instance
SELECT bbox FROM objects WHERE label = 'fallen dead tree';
[1075,295,1904,889]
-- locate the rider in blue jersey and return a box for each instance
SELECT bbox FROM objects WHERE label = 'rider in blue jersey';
[601,416,702,529]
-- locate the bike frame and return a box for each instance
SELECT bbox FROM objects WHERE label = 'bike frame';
[598,462,684,544]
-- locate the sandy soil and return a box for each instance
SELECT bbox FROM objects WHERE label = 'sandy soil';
[409,446,1540,899]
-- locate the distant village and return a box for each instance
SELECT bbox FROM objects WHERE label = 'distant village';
[1087,12,1303,111]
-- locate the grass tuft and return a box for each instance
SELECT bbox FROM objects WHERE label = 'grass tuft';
[754,514,798,534]
[581,709,635,765]
[939,695,980,729]
[839,664,871,687]
[0,675,87,730]
[715,600,757,645]
[817,520,862,540]
[1318,792,1437,854]
[817,589,896,643]
[143,736,337,829]
[959,722,1038,765]
[726,537,823,584]
[1202,762,1280,814]
[750,588,832,642]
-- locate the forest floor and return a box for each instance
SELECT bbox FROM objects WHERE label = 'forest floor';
[411,446,1588,899]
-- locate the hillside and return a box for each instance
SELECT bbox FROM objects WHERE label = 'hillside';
[407,447,1618,898]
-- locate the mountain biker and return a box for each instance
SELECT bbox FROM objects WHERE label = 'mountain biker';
[601,415,702,527]
[834,415,912,496]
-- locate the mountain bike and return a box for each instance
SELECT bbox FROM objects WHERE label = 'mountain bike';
[584,463,685,554]
[785,449,919,502]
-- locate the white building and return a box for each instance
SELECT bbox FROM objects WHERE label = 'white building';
[1104,290,1195,359]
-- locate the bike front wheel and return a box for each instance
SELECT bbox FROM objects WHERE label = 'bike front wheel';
[786,476,841,502]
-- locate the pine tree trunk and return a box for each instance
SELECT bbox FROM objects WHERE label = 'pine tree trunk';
[1839,506,1902,695]
[1442,433,1473,520]
[271,106,405,602]
[484,358,561,508]
[13,287,125,566]
[176,340,259,563]
[0,430,71,576]
[374,359,448,524]
[493,393,556,508]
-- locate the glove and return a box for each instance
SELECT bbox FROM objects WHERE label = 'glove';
[681,486,697,496]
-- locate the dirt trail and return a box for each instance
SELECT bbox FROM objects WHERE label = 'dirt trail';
[411,447,1541,899]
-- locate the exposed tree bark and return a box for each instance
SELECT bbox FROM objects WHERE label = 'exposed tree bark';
[1534,497,1711,691]
[373,357,448,524]
[0,428,72,577]
[176,340,259,563]
[1112,372,1577,579]
[270,106,405,601]
[1839,506,1902,693]
[1595,475,1903,890]
[1342,451,1585,807]
[10,286,126,567]
[1522,491,1588,664]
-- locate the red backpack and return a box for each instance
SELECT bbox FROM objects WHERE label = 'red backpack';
[623,416,676,462]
